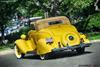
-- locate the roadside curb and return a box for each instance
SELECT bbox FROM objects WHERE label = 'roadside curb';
[90,39,100,43]
[0,39,100,56]
[0,48,14,56]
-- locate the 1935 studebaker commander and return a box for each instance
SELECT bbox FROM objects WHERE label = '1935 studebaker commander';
[15,16,92,60]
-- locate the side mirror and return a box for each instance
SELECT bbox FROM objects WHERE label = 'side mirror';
[20,34,26,39]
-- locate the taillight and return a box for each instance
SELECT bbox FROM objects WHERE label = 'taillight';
[80,38,84,43]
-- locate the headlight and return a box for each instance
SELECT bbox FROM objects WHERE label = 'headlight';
[46,37,53,44]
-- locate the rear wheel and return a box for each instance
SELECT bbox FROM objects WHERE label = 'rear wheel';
[40,54,48,60]
[40,55,45,60]
[14,45,25,59]
[76,47,85,54]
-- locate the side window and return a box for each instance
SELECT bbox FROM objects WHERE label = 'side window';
[48,20,63,25]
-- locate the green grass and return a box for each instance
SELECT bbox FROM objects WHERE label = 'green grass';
[0,43,14,51]
[0,45,9,51]
[87,32,100,40]
[88,35,100,40]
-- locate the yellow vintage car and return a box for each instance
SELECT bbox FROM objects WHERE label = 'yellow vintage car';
[14,16,92,60]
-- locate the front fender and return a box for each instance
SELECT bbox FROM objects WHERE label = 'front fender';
[15,39,36,54]
[15,39,27,54]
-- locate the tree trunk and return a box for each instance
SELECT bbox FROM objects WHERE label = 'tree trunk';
[44,11,49,18]
[0,26,5,45]
[94,0,100,11]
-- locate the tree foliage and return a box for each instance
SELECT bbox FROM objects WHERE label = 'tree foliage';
[87,13,100,31]
[0,0,100,44]
[0,1,18,44]
[33,0,94,18]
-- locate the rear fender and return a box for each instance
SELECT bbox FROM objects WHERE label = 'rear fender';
[36,39,53,55]
[80,34,90,43]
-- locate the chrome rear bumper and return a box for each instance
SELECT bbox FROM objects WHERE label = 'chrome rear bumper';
[52,43,92,52]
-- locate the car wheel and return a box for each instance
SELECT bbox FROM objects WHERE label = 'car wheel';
[40,54,48,60]
[76,47,85,54]
[14,45,25,59]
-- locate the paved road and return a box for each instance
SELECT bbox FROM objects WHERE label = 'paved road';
[0,42,100,67]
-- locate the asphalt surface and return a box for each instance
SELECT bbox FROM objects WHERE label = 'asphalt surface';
[0,42,100,67]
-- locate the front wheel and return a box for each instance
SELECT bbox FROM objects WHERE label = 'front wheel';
[76,47,85,54]
[14,45,25,59]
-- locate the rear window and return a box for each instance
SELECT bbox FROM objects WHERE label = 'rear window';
[48,20,63,25]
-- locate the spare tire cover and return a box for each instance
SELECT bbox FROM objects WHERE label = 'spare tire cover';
[62,32,80,46]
